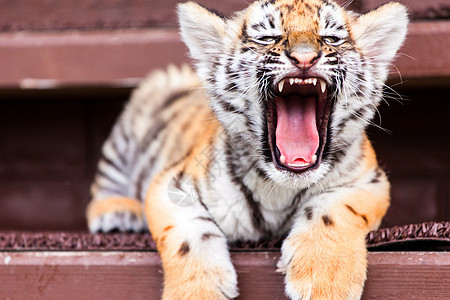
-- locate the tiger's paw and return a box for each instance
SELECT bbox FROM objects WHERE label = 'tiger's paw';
[163,257,238,300]
[87,197,146,233]
[278,235,367,300]
[160,237,238,300]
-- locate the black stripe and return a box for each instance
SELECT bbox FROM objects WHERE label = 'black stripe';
[260,91,273,164]
[133,113,181,199]
[196,216,216,224]
[255,166,270,179]
[278,191,304,229]
[322,215,334,226]
[117,118,130,145]
[193,178,209,212]
[201,232,222,241]
[154,90,192,117]
[267,51,280,57]
[335,106,367,136]
[370,168,383,184]
[225,82,238,92]
[265,57,282,64]
[304,206,313,220]
[178,241,190,256]
[134,137,193,200]
[110,131,128,168]
[241,46,256,53]
[345,204,368,225]
[267,15,275,29]
[225,137,268,236]
[100,151,123,175]
[138,107,184,157]
[252,22,266,30]
[95,169,126,195]
[326,60,338,65]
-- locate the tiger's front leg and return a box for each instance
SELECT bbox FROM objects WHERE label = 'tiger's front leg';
[145,166,238,300]
[279,170,390,300]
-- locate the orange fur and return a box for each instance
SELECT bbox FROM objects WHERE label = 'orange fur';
[287,220,367,299]
[362,134,378,172]
[285,137,390,299]
[276,0,322,30]
[144,113,227,300]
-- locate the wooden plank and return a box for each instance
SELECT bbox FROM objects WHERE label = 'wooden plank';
[0,0,444,32]
[360,0,449,19]
[364,252,450,299]
[0,252,163,299]
[0,0,358,32]
[0,20,447,89]
[0,29,186,88]
[393,21,450,79]
[0,0,250,31]
[0,251,448,299]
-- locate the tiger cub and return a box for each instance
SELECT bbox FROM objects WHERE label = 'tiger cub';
[87,0,408,299]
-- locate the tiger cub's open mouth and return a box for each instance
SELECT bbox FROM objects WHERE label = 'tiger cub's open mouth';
[267,77,332,173]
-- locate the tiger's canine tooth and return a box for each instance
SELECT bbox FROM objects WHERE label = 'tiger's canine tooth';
[280,155,286,163]
[320,79,326,93]
[289,78,294,85]
[278,80,285,92]
[312,78,317,86]
[311,154,317,164]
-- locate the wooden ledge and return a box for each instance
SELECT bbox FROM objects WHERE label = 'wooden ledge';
[0,21,447,89]
[0,251,448,299]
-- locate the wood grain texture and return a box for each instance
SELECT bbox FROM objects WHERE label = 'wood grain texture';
[0,251,448,299]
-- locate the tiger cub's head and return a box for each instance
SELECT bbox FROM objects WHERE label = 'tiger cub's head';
[178,0,408,187]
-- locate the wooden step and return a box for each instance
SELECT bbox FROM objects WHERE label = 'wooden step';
[0,251,448,299]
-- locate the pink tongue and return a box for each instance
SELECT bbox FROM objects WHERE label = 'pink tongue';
[275,95,319,165]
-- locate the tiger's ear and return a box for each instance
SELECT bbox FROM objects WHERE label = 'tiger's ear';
[352,2,408,66]
[177,2,226,63]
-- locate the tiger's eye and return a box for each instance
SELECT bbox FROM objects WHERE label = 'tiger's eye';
[322,36,344,46]
[254,36,279,45]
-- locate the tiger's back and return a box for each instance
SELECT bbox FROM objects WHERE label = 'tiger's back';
[88,65,216,232]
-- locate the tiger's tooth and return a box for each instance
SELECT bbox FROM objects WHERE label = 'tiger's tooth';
[280,155,286,163]
[288,161,309,167]
[289,78,294,85]
[278,80,285,92]
[311,155,317,164]
[312,78,317,86]
[320,79,326,93]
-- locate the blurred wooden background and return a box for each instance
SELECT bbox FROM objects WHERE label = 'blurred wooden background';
[0,0,448,231]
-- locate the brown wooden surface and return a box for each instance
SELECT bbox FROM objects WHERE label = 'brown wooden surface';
[0,29,186,88]
[0,251,448,299]
[0,0,445,32]
[0,21,447,88]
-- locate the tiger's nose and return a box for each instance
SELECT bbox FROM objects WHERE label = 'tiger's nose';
[289,51,318,69]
